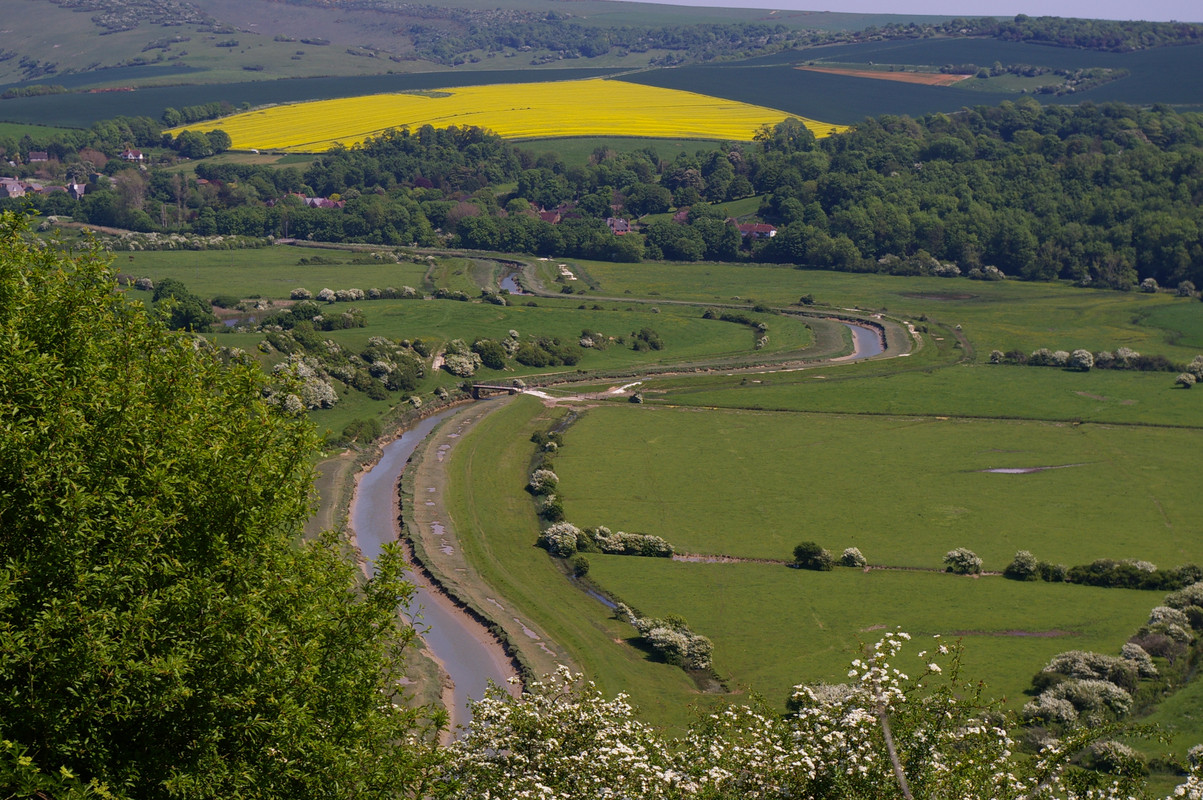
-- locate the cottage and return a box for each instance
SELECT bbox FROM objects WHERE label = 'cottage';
[27,151,49,163]
[121,149,145,162]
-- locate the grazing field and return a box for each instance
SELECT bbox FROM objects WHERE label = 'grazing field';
[435,397,1172,725]
[587,557,1158,711]
[639,362,1203,429]
[553,404,1203,570]
[171,79,844,150]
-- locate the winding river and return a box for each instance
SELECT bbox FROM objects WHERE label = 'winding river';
[349,408,515,733]
[350,319,885,730]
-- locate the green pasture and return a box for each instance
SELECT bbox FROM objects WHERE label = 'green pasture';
[553,404,1203,569]
[587,557,1158,710]
[115,246,430,299]
[640,362,1203,428]
[0,121,79,138]
[573,260,1203,363]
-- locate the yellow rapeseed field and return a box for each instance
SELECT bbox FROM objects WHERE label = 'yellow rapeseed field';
[170,78,846,151]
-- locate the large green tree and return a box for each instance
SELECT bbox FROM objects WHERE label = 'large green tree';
[0,214,443,799]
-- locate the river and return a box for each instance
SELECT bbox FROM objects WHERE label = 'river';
[349,408,515,733]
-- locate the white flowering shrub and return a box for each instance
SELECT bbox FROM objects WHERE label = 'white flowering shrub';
[442,351,482,378]
[1179,373,1197,389]
[1120,642,1158,678]
[442,668,674,800]
[1149,605,1191,629]
[943,547,982,575]
[840,547,867,568]
[317,287,336,302]
[440,631,1196,800]
[617,605,712,670]
[1068,349,1094,371]
[1141,277,1159,293]
[290,287,311,299]
[538,521,581,557]
[1043,678,1132,724]
[528,469,559,495]
[1164,581,1203,610]
[1043,650,1135,685]
[591,527,674,558]
[1022,693,1080,727]
[1115,347,1140,367]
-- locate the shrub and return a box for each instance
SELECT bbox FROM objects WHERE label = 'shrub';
[570,555,590,577]
[538,522,581,557]
[1043,678,1132,724]
[527,468,559,495]
[1042,650,1137,691]
[1178,372,1196,389]
[1120,642,1158,678]
[1068,349,1094,371]
[944,547,982,575]
[1140,277,1159,293]
[793,541,834,571]
[1004,550,1040,581]
[840,547,867,568]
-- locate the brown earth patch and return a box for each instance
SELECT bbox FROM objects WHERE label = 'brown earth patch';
[797,66,972,86]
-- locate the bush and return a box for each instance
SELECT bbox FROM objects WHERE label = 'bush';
[793,541,834,571]
[538,522,581,557]
[1178,373,1196,389]
[570,555,590,577]
[527,468,559,495]
[840,547,867,568]
[1004,550,1040,581]
[944,547,982,575]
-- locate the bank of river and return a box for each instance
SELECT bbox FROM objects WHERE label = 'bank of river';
[349,409,516,733]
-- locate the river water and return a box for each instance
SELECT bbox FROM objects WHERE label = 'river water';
[349,408,514,732]
[845,321,885,358]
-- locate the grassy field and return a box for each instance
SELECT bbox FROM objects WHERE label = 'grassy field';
[552,404,1203,570]
[587,557,1159,711]
[430,397,1173,725]
[638,362,1203,428]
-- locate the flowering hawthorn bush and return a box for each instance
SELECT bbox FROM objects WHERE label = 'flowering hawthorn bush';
[440,631,1200,799]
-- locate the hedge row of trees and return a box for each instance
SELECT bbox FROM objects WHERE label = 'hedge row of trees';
[13,100,1199,292]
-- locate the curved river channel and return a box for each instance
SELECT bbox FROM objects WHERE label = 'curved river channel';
[350,320,883,731]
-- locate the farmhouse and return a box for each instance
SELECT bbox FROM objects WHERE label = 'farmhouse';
[607,217,632,235]
[121,148,145,162]
[0,178,26,198]
[27,151,49,163]
[736,222,777,238]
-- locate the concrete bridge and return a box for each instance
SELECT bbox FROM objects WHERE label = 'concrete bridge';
[469,383,523,399]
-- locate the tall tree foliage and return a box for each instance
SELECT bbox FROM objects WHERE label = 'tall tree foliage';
[0,213,443,799]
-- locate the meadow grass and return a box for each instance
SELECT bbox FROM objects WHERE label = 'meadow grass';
[587,557,1159,710]
[639,362,1203,428]
[115,246,430,298]
[552,404,1203,569]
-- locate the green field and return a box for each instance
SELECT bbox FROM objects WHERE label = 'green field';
[553,404,1203,569]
